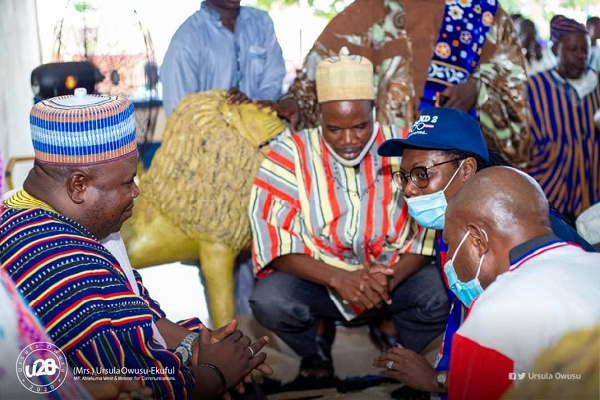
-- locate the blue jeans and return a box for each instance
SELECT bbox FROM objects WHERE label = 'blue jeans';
[249,263,449,359]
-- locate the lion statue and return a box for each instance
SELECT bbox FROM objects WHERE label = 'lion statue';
[121,90,285,327]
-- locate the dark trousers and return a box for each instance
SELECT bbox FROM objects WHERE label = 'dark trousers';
[249,262,449,359]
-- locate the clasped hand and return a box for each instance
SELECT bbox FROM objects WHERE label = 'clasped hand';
[333,263,395,312]
[194,320,272,399]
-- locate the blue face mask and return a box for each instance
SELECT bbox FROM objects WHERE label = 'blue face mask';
[404,160,465,230]
[444,230,485,308]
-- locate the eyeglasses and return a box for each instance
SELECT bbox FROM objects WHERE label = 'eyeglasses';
[392,158,463,191]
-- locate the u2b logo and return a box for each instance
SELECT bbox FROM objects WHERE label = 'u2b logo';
[16,342,68,393]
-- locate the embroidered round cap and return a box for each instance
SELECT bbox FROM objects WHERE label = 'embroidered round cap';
[316,46,375,103]
[550,15,587,45]
[30,87,137,164]
[377,107,489,162]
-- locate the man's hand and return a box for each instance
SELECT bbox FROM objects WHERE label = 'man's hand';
[254,100,277,112]
[276,97,301,133]
[254,100,298,132]
[439,77,478,113]
[331,265,394,311]
[374,347,439,392]
[271,254,395,311]
[227,87,251,104]
[190,320,237,367]
[208,319,239,343]
[194,324,272,399]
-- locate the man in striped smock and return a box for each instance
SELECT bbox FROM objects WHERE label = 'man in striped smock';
[248,48,449,383]
[527,16,600,222]
[0,89,270,399]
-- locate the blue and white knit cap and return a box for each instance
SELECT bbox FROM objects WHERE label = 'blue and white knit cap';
[30,88,137,164]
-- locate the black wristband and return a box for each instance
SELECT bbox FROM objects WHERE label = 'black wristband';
[199,363,227,397]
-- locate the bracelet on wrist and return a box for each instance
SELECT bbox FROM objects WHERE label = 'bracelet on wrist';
[199,363,227,397]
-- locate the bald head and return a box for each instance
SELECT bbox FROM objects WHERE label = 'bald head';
[447,166,551,238]
[442,167,553,288]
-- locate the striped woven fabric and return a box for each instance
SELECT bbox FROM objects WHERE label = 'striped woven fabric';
[30,94,137,165]
[526,69,600,218]
[0,268,92,399]
[1,191,197,399]
[550,16,587,44]
[249,125,435,277]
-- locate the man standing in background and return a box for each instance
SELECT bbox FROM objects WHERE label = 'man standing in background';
[516,18,556,75]
[527,16,600,222]
[161,0,286,117]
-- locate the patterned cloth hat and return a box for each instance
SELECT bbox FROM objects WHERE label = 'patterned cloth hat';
[316,46,375,103]
[30,88,137,164]
[550,16,587,45]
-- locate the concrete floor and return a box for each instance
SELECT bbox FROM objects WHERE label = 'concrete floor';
[239,313,441,399]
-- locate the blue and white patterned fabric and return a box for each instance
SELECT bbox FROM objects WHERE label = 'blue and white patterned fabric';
[418,0,499,117]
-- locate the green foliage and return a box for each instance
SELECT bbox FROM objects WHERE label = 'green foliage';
[252,0,352,20]
[560,0,598,11]
[73,1,96,12]
[500,0,525,16]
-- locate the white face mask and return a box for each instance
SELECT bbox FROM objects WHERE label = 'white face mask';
[321,110,378,167]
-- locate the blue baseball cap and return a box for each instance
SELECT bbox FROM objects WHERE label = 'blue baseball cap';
[377,107,489,162]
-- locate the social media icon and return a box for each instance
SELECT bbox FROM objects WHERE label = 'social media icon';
[508,372,516,380]
[517,372,526,380]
